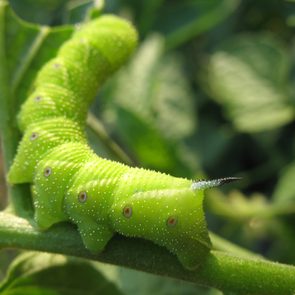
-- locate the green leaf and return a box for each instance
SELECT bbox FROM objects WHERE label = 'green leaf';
[0,0,73,117]
[9,0,69,25]
[273,162,295,203]
[114,267,222,295]
[95,262,223,295]
[0,252,123,295]
[102,35,196,174]
[63,0,104,24]
[285,1,295,27]
[206,189,270,221]
[206,33,294,133]
[133,0,165,36]
[0,0,73,151]
[153,0,241,49]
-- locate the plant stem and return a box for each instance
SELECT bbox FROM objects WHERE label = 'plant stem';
[209,231,262,260]
[87,113,134,165]
[0,212,294,294]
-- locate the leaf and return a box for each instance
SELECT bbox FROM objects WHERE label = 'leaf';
[152,54,195,140]
[126,0,240,48]
[94,262,223,295]
[115,267,221,295]
[273,162,295,203]
[285,1,295,27]
[153,0,241,49]
[0,0,73,144]
[206,189,270,221]
[206,33,294,133]
[0,252,123,295]
[9,0,69,25]
[101,35,196,173]
[0,0,73,114]
[63,0,104,24]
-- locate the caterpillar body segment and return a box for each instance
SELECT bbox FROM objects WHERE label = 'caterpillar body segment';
[8,117,87,183]
[18,84,85,131]
[17,15,138,132]
[33,142,97,229]
[110,188,210,270]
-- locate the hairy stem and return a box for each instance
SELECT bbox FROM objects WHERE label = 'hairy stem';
[0,212,294,295]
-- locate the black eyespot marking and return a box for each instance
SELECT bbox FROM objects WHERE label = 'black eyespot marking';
[123,205,132,218]
[78,191,87,203]
[44,167,52,177]
[30,132,38,141]
[34,96,42,102]
[53,63,61,69]
[167,216,178,227]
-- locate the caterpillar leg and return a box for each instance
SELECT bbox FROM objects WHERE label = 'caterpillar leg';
[63,168,128,252]
[76,219,113,253]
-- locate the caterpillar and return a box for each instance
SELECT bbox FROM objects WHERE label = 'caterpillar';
[7,14,238,271]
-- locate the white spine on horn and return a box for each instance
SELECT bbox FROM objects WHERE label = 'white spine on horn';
[191,177,242,190]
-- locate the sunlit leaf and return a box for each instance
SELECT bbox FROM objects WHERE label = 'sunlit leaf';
[207,33,294,132]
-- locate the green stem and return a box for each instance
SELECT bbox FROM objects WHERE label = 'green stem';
[0,212,294,295]
[209,231,263,260]
[87,113,134,165]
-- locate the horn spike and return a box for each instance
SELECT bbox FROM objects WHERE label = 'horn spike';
[191,177,242,190]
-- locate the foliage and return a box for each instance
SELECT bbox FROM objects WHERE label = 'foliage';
[0,0,295,294]
[0,252,123,295]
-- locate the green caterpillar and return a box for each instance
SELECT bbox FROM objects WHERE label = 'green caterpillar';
[8,14,237,270]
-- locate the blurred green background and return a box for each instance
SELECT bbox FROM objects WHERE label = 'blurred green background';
[0,0,294,294]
